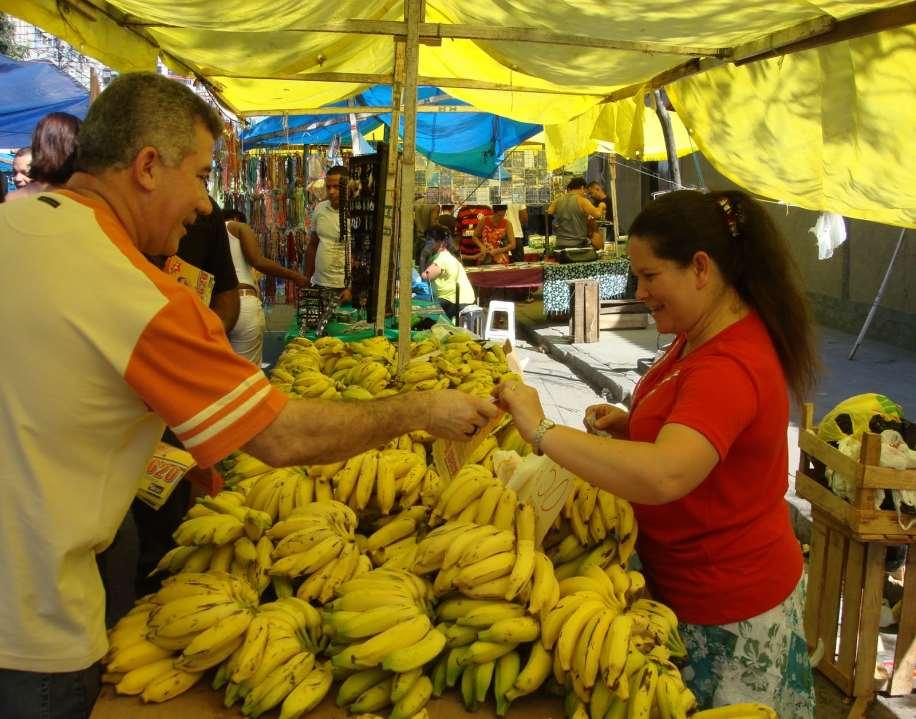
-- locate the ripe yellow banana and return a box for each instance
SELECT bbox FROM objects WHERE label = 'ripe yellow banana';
[336,667,390,707]
[339,614,432,669]
[505,639,551,700]
[583,607,618,689]
[382,628,448,673]
[349,675,394,713]
[113,657,175,695]
[478,615,540,644]
[277,662,333,719]
[140,667,203,703]
[455,550,517,588]
[494,649,521,716]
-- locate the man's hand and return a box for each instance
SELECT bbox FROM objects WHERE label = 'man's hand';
[584,403,629,438]
[492,380,546,443]
[425,390,501,441]
[340,288,352,302]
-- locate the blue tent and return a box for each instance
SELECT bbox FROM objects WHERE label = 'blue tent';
[0,54,89,149]
[242,87,540,179]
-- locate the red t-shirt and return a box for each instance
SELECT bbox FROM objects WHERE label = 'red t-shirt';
[628,312,802,625]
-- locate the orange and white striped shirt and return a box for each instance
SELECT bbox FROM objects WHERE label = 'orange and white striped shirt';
[0,191,287,672]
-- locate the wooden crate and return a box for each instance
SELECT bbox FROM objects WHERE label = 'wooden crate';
[799,403,916,716]
[804,510,916,717]
[569,279,599,343]
[795,404,916,543]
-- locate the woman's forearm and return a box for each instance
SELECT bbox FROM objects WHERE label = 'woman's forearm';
[538,426,686,505]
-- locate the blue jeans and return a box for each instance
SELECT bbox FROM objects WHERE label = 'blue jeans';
[0,663,101,719]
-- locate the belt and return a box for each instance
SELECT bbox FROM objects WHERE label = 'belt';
[239,288,259,298]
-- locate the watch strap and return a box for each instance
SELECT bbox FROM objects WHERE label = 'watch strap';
[532,418,557,455]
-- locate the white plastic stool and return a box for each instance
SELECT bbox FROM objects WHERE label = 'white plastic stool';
[484,300,516,345]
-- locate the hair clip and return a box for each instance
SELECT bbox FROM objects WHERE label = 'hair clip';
[716,197,741,238]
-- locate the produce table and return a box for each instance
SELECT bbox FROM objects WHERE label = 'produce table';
[90,683,565,718]
[465,261,545,290]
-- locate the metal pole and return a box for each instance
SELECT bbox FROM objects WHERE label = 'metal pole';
[848,228,906,360]
[397,0,421,370]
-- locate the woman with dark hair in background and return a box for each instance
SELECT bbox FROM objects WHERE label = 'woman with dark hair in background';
[8,112,81,201]
[495,189,818,718]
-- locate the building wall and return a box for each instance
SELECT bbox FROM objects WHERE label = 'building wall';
[647,153,916,351]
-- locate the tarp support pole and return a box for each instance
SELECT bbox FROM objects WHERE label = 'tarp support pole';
[375,42,406,333]
[653,90,681,189]
[609,154,621,257]
[848,229,907,360]
[397,0,421,369]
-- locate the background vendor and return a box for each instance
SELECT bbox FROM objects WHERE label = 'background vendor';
[473,203,515,265]
[547,176,606,250]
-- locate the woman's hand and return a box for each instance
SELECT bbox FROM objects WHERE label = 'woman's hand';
[493,380,546,442]
[584,403,629,438]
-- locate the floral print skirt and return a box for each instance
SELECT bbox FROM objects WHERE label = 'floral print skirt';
[678,575,816,719]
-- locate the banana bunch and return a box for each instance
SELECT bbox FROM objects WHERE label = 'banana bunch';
[244,467,319,523]
[265,500,362,603]
[335,666,433,718]
[497,423,532,456]
[104,602,205,703]
[219,598,329,718]
[331,443,429,515]
[544,481,637,580]
[580,644,698,719]
[323,569,445,677]
[428,464,517,528]
[364,506,427,570]
[291,370,340,400]
[220,451,276,484]
[432,593,547,713]
[333,358,393,396]
[143,573,257,664]
[628,599,688,659]
[397,358,450,393]
[349,336,397,362]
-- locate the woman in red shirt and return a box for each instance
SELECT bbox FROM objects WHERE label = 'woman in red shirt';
[495,190,818,717]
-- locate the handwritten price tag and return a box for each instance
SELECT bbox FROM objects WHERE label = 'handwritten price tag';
[506,454,575,544]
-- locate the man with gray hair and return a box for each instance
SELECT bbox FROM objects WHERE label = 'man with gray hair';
[0,72,496,718]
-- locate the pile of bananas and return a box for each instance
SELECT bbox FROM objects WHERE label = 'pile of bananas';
[101,329,783,719]
[267,332,516,402]
[323,569,443,717]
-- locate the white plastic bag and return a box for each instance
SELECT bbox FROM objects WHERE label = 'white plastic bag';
[809,212,847,260]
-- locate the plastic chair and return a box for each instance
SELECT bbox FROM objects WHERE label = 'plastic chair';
[458,305,485,336]
[484,300,516,345]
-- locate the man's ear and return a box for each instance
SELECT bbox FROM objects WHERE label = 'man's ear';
[692,251,713,289]
[132,147,159,192]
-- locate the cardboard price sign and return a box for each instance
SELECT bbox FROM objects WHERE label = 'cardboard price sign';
[136,442,196,510]
[431,411,506,483]
[505,454,575,545]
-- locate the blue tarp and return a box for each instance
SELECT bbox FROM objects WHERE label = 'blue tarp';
[0,54,89,149]
[242,86,541,179]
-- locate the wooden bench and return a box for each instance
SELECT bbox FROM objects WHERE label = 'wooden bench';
[796,403,916,718]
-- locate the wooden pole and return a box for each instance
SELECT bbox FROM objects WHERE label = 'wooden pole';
[397,0,421,369]
[374,42,406,332]
[653,90,681,190]
[89,66,101,102]
[609,154,621,258]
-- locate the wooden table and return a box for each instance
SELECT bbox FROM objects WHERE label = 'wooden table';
[91,682,565,718]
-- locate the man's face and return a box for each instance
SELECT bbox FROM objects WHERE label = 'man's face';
[143,122,215,256]
[589,185,606,201]
[12,153,31,188]
[326,173,341,209]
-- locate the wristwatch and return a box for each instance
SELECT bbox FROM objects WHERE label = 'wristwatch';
[531,418,557,455]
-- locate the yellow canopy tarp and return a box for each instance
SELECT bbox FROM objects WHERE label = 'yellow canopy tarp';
[668,27,916,228]
[3,0,912,224]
